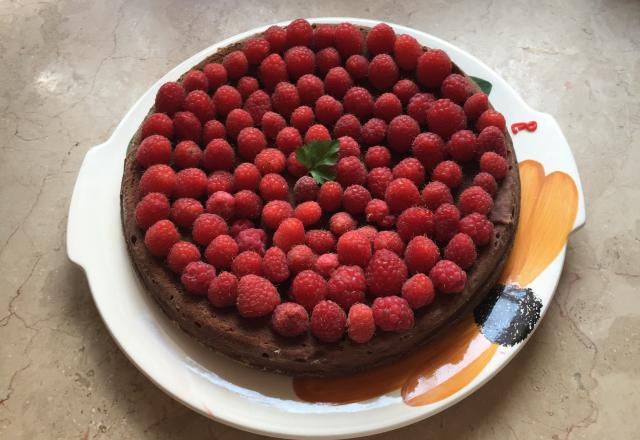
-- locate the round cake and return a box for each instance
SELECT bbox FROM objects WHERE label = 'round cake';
[120,20,520,377]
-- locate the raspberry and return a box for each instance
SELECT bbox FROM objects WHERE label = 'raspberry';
[473,172,498,196]
[284,46,315,80]
[290,105,315,134]
[237,76,259,99]
[207,271,238,307]
[310,300,348,345]
[412,132,445,171]
[345,54,369,79]
[243,90,272,124]
[139,164,176,196]
[318,181,343,213]
[337,136,360,159]
[213,85,242,117]
[426,99,467,139]
[263,246,290,283]
[155,81,185,115]
[477,126,507,157]
[264,25,287,53]
[397,207,434,241]
[373,230,404,255]
[445,232,477,269]
[236,275,280,318]
[422,181,453,211]
[242,38,271,64]
[315,48,341,77]
[173,140,202,169]
[202,120,226,145]
[324,67,353,99]
[416,49,452,88]
[203,138,234,172]
[234,190,263,219]
[144,219,180,257]
[447,129,477,162]
[402,274,435,309]
[141,113,174,140]
[192,213,228,246]
[463,92,489,121]
[314,24,335,49]
[170,198,204,228]
[385,178,421,214]
[441,74,473,104]
[182,69,209,93]
[393,158,425,187]
[287,153,308,177]
[262,200,294,230]
[458,186,493,215]
[230,219,255,237]
[357,225,378,241]
[429,260,466,293]
[174,168,207,199]
[184,90,216,123]
[364,146,390,169]
[305,229,335,255]
[136,135,171,168]
[286,18,313,47]
[294,201,322,226]
[333,114,361,140]
[343,87,374,120]
[334,22,364,57]
[262,111,287,140]
[477,109,507,132]
[207,171,234,195]
[337,230,372,267]
[304,124,331,143]
[343,185,371,215]
[365,199,389,224]
[255,148,286,175]
[287,245,317,274]
[315,95,344,125]
[222,50,248,80]
[327,265,366,310]
[258,54,288,91]
[373,93,402,123]
[237,127,267,160]
[392,79,419,106]
[259,173,288,201]
[347,303,375,343]
[407,92,436,125]
[459,213,493,246]
[236,228,267,256]
[369,54,399,91]
[297,74,325,105]
[366,22,396,55]
[404,235,440,274]
[432,160,463,188]
[372,296,414,331]
[271,82,300,119]
[273,127,301,155]
[315,253,339,278]
[181,261,216,295]
[336,156,367,187]
[206,191,235,220]
[480,151,508,180]
[233,162,261,191]
[135,192,170,230]
[272,302,309,337]
[203,63,227,91]
[291,270,327,311]
[329,212,356,237]
[361,118,387,146]
[293,176,319,202]
[434,203,461,243]
[387,115,420,153]
[205,234,239,269]
[273,217,305,252]
[232,251,264,277]
[393,34,422,70]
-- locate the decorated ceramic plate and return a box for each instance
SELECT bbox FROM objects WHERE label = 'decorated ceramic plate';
[67,17,585,439]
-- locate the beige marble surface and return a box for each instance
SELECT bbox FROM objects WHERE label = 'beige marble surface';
[1,0,638,438]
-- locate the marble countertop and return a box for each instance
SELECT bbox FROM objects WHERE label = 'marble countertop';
[1,0,638,438]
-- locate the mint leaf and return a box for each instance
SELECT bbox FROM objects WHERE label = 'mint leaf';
[310,166,336,184]
[469,76,492,95]
[295,139,340,184]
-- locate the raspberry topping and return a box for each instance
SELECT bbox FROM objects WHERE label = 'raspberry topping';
[236,275,281,318]
[272,302,309,337]
[366,249,408,297]
[181,261,216,295]
[310,300,346,342]
[372,296,414,332]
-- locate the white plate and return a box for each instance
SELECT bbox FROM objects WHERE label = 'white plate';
[66,17,586,439]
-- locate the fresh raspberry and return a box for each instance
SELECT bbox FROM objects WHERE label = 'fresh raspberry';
[477,126,507,157]
[434,203,461,244]
[271,302,309,337]
[373,93,401,123]
[136,135,171,168]
[310,300,346,342]
[192,213,228,246]
[139,164,176,196]
[237,127,267,160]
[290,105,315,134]
[213,85,242,117]
[404,235,440,274]
[181,261,216,295]
[407,92,436,125]
[243,90,272,124]
[255,148,286,175]
[334,22,364,57]
[259,173,288,201]
[230,219,255,237]
[393,34,422,71]
[318,181,343,213]
[458,186,493,215]
[262,111,287,140]
[263,246,290,283]
[364,146,390,169]
[373,230,404,255]
[402,274,435,309]
[234,190,263,219]
[365,199,389,224]
[441,74,473,104]
[155,81,185,115]
[237,76,259,99]
[347,303,375,343]
[222,50,248,80]
[345,54,369,79]
[357,225,379,241]
[333,114,361,140]
[184,90,216,123]
[372,295,414,331]
[343,87,374,120]
[291,270,327,310]
[297,74,325,105]
[273,127,301,156]
[293,176,319,202]
[207,171,234,195]
[315,48,341,77]
[416,49,452,88]
[205,191,235,220]
[232,251,264,277]
[144,219,180,257]
[286,18,313,47]
[258,54,288,91]
[273,217,305,252]
[337,230,372,267]
[336,156,367,186]
[426,99,467,139]
[135,192,170,230]
[329,212,356,237]
[337,136,360,159]
[397,207,434,241]
[369,54,399,91]
[480,151,508,180]
[392,79,419,106]
[327,265,366,310]
[182,69,209,93]
[315,253,339,278]
[205,234,239,269]
[459,213,494,246]
[202,120,226,145]
[432,160,463,188]
[287,244,317,274]
[361,118,387,146]
[393,158,425,187]
[242,38,271,64]
[315,95,344,125]
[174,168,207,199]
[472,172,498,196]
[264,25,287,53]
[233,162,261,191]
[324,67,353,99]
[422,181,453,211]
[305,229,335,255]
[477,109,507,132]
[262,200,294,230]
[411,132,445,171]
[207,271,238,307]
[284,46,315,80]
[447,129,477,162]
[294,201,322,226]
[463,92,489,121]
[203,138,234,172]
[236,228,267,255]
[385,178,421,214]
[236,275,280,318]
[203,63,227,91]
[387,115,420,153]
[141,113,174,140]
[314,24,335,49]
[170,198,204,228]
[366,22,396,55]
[286,152,308,177]
[173,140,202,169]
[343,185,371,215]
[271,82,300,119]
[445,232,477,269]
[304,124,331,143]
[429,260,466,293]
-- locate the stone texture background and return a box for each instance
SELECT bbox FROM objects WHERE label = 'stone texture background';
[1,0,638,438]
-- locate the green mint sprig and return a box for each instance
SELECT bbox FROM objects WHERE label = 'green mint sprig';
[295,139,340,184]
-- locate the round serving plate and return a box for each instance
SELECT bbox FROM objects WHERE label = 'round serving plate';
[67,17,585,439]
